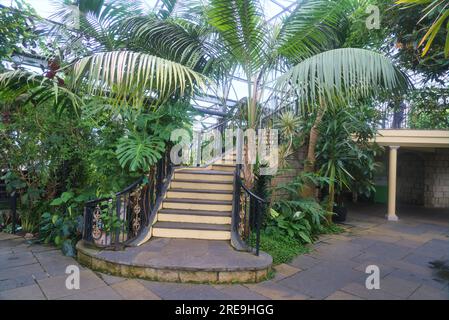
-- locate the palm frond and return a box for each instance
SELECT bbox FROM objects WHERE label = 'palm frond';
[277,48,410,111]
[48,0,145,51]
[0,70,83,113]
[71,50,207,108]
[206,0,267,75]
[121,15,215,71]
[277,0,355,63]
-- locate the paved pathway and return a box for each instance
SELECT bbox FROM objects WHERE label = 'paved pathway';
[1,204,448,300]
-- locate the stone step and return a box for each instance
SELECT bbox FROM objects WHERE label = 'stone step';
[162,198,232,212]
[152,221,231,240]
[174,170,234,182]
[170,179,233,191]
[158,208,232,224]
[166,188,233,201]
[211,164,236,172]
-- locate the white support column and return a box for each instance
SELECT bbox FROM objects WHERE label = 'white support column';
[387,146,400,221]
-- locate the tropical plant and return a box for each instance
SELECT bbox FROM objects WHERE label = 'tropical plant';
[116,132,165,172]
[0,0,41,64]
[396,0,449,57]
[316,104,381,221]
[268,199,327,243]
[408,87,449,129]
[204,0,408,187]
[274,111,302,155]
[277,48,408,198]
[266,171,329,242]
[39,191,87,256]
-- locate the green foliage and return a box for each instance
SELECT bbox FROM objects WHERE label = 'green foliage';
[397,0,449,57]
[345,0,449,83]
[0,0,40,63]
[268,200,327,243]
[275,172,329,198]
[255,230,310,265]
[116,133,165,172]
[39,191,86,256]
[277,48,409,110]
[316,104,381,211]
[408,87,449,129]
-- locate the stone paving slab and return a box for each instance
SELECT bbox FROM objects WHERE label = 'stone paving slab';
[37,270,107,300]
[340,282,403,300]
[138,280,231,300]
[0,284,47,300]
[244,281,310,300]
[0,204,448,300]
[213,284,269,300]
[58,286,123,300]
[110,279,161,300]
[408,284,449,300]
[325,290,363,300]
[279,260,366,299]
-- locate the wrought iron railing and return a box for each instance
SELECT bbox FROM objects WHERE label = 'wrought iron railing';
[231,164,267,256]
[191,119,236,166]
[82,155,172,249]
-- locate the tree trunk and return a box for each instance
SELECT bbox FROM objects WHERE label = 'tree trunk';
[300,108,324,198]
[326,181,335,224]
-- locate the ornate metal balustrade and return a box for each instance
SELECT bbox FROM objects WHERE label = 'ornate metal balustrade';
[231,164,267,256]
[82,155,172,249]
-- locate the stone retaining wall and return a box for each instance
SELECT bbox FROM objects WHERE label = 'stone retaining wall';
[396,148,449,208]
[397,152,425,206]
[424,149,449,208]
[270,146,306,200]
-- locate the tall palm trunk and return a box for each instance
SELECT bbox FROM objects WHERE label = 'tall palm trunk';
[243,74,261,189]
[300,107,324,198]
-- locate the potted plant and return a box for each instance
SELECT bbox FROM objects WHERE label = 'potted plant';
[316,105,378,224]
[332,193,347,223]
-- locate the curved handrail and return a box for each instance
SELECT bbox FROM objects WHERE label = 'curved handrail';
[84,178,144,206]
[240,181,267,204]
[85,196,112,206]
[116,177,143,196]
[126,164,174,246]
[82,156,171,250]
[231,164,266,256]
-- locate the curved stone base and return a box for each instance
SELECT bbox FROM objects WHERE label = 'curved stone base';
[77,238,272,284]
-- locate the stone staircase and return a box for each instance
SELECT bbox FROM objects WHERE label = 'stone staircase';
[151,152,237,241]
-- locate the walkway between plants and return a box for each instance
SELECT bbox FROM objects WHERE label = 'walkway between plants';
[1,204,448,300]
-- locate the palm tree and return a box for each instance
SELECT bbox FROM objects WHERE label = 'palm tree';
[0,0,211,111]
[396,0,449,57]
[205,0,409,188]
[1,0,409,192]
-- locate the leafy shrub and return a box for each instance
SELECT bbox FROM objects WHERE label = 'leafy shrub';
[256,230,309,265]
[268,199,327,244]
[39,191,86,256]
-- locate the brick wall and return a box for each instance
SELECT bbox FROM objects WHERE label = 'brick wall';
[270,146,306,200]
[424,149,449,208]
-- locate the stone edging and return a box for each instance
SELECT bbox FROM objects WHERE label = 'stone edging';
[77,241,271,284]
